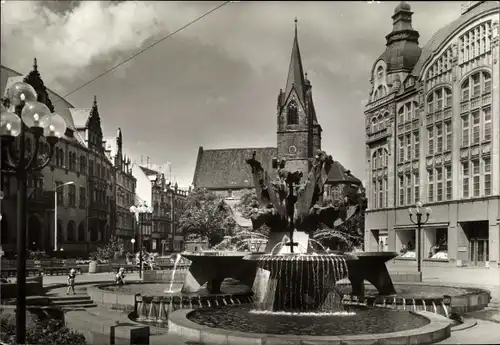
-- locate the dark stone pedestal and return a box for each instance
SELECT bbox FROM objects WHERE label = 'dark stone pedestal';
[109,323,149,345]
[346,252,398,299]
[181,253,258,294]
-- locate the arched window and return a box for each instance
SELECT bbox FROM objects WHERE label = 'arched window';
[377,66,384,79]
[287,102,298,125]
[67,221,76,242]
[427,87,451,113]
[78,222,85,242]
[377,85,386,98]
[371,148,389,209]
[461,71,491,101]
[377,115,384,131]
[398,106,404,124]
[371,117,377,133]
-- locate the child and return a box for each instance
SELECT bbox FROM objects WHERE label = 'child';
[115,267,126,286]
[66,268,76,295]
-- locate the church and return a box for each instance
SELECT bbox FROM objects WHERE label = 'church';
[192,19,362,213]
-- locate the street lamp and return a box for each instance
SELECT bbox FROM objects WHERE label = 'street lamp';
[129,203,153,279]
[408,201,432,274]
[54,181,75,251]
[1,81,67,344]
[131,238,136,252]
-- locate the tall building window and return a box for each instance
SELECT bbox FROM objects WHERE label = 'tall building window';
[414,172,420,203]
[427,94,434,113]
[79,187,86,208]
[287,102,299,125]
[55,181,64,205]
[399,176,404,206]
[405,173,412,205]
[436,123,443,153]
[436,167,443,202]
[406,134,412,161]
[445,121,452,151]
[428,127,434,155]
[398,106,404,123]
[371,148,389,209]
[483,157,491,196]
[428,169,434,202]
[472,159,480,197]
[413,132,420,159]
[472,110,480,144]
[483,106,492,141]
[398,136,404,163]
[462,162,470,198]
[461,71,492,101]
[461,115,469,146]
[445,165,452,201]
[68,184,76,207]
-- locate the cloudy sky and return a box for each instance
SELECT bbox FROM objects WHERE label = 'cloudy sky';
[1,0,470,187]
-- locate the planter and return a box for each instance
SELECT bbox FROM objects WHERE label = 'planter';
[89,261,98,274]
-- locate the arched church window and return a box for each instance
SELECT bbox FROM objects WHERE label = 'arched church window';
[377,66,384,79]
[287,102,298,125]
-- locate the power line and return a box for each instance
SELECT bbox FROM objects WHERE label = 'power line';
[61,1,231,99]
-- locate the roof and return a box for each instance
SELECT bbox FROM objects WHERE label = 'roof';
[193,147,278,189]
[284,20,306,106]
[140,166,160,177]
[412,1,498,77]
[193,146,362,189]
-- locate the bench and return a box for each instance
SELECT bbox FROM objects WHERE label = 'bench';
[1,260,41,278]
[39,259,82,276]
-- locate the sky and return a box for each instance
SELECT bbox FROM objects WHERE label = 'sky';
[1,0,470,187]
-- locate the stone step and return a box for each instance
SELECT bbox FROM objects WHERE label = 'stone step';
[50,299,93,306]
[49,295,92,302]
[59,303,98,310]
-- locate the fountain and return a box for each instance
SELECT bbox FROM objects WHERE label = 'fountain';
[161,151,453,344]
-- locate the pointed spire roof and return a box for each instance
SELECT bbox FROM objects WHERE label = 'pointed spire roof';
[284,18,306,105]
[23,57,55,112]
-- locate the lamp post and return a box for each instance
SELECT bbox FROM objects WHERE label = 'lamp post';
[131,238,136,252]
[129,203,153,279]
[1,82,67,344]
[54,181,75,251]
[408,201,432,274]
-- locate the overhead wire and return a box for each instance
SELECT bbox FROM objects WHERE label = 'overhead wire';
[60,1,232,100]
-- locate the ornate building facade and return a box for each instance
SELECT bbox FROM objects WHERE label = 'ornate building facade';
[132,164,188,253]
[105,129,136,250]
[1,61,136,256]
[364,2,500,267]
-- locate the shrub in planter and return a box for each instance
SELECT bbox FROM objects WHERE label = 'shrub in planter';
[0,314,86,345]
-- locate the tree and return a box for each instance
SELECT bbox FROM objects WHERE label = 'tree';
[178,188,237,247]
[235,189,270,236]
[89,235,124,261]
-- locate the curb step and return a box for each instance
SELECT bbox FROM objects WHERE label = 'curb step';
[49,296,92,302]
[60,304,98,310]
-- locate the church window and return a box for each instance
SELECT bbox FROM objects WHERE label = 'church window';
[376,66,384,79]
[287,102,298,125]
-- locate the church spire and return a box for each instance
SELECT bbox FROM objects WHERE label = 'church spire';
[284,17,306,105]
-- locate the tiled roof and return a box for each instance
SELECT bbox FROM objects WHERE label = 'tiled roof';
[140,166,160,177]
[412,1,499,77]
[327,161,362,186]
[193,146,362,189]
[193,147,278,189]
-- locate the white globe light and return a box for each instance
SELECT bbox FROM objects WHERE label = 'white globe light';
[7,82,37,106]
[0,111,22,137]
[40,113,67,138]
[21,101,50,128]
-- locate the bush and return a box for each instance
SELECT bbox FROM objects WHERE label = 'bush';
[0,314,86,345]
[89,235,125,262]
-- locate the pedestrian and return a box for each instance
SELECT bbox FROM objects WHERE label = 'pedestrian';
[66,268,76,295]
[115,267,126,286]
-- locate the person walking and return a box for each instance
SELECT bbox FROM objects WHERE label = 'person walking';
[115,267,126,286]
[66,268,76,295]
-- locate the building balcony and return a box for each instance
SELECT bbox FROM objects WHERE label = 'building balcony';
[366,128,390,144]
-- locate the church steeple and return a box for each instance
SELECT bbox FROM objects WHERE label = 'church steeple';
[283,18,306,106]
[23,57,55,112]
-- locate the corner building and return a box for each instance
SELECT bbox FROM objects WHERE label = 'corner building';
[364,1,500,267]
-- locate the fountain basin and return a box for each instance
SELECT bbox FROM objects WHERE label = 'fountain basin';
[181,251,263,294]
[167,306,452,344]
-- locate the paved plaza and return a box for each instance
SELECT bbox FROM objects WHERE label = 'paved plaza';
[32,264,500,345]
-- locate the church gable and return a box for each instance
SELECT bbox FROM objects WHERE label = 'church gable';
[87,96,104,151]
[279,88,308,130]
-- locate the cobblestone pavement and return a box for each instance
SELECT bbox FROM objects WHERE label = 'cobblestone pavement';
[42,266,500,344]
